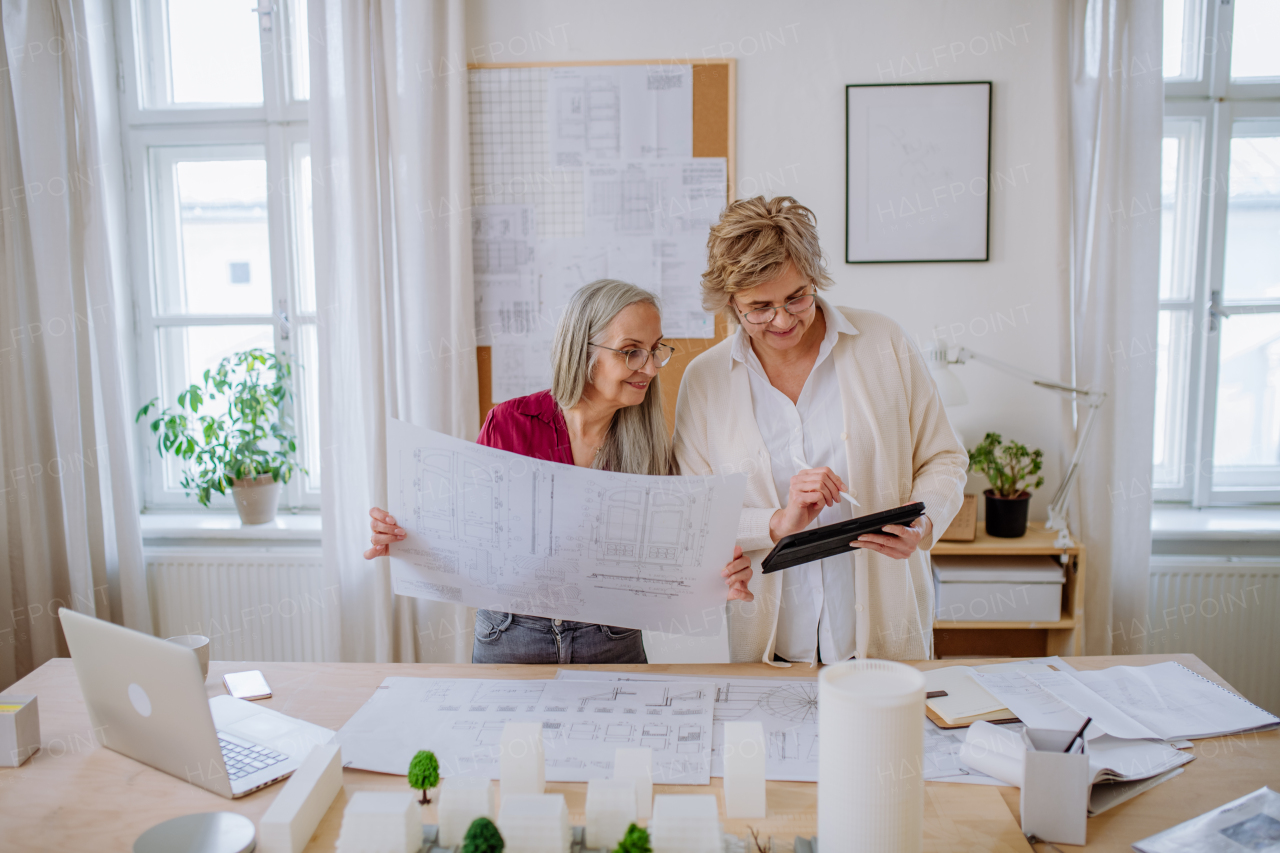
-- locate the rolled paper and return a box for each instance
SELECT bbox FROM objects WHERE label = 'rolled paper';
[818,660,926,852]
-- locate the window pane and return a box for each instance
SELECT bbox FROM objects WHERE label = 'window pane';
[1222,137,1280,303]
[156,325,275,490]
[166,0,263,104]
[1153,310,1192,488]
[1213,314,1280,469]
[1160,137,1179,299]
[1230,0,1280,79]
[293,146,316,313]
[159,157,273,315]
[288,0,310,101]
[1163,0,1186,78]
[297,323,320,491]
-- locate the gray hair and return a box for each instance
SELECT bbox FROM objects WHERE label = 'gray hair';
[550,280,675,476]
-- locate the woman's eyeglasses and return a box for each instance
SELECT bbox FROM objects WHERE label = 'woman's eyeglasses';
[737,292,816,325]
[590,343,676,371]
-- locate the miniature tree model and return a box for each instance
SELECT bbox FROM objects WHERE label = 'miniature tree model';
[614,823,652,853]
[407,750,440,804]
[461,816,504,853]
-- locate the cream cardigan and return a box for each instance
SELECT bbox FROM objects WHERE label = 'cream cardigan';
[673,306,969,664]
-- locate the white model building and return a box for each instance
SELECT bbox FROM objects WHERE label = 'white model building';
[649,795,722,853]
[497,793,571,853]
[612,746,653,819]
[584,778,639,849]
[335,791,419,853]
[722,721,767,818]
[500,721,545,796]
[437,776,496,847]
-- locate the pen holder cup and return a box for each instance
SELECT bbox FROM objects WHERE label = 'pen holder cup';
[1019,728,1090,846]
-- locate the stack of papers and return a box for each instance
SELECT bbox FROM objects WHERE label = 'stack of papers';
[972,661,1280,742]
[923,662,1055,726]
[1134,786,1280,852]
[958,721,1194,815]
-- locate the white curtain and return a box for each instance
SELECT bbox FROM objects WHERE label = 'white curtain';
[0,0,148,690]
[310,0,479,663]
[1067,0,1163,654]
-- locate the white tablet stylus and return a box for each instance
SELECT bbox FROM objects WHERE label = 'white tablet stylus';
[792,455,860,507]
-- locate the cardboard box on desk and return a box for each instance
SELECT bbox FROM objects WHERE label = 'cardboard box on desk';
[0,694,40,767]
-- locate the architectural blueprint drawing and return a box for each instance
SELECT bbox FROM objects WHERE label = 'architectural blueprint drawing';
[547,65,692,168]
[555,671,1011,786]
[336,677,715,784]
[387,419,746,634]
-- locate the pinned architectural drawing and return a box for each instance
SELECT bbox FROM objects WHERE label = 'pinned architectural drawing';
[387,420,746,634]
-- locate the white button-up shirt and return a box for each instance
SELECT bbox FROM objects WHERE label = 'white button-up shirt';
[731,298,859,665]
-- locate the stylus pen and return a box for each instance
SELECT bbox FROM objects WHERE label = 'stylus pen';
[792,454,860,507]
[1064,717,1093,753]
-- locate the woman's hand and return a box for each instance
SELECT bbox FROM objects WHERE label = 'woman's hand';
[855,514,932,560]
[769,467,846,542]
[721,544,754,602]
[363,507,406,559]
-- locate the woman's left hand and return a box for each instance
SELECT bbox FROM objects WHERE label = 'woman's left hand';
[721,544,754,602]
[855,514,932,560]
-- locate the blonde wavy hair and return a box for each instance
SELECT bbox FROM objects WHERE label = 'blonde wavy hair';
[701,196,834,324]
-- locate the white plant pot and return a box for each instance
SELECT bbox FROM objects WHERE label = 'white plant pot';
[231,474,281,525]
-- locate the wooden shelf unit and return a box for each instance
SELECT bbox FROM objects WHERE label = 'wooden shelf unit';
[930,524,1085,658]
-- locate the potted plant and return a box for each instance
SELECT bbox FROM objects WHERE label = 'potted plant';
[136,348,304,525]
[968,432,1044,538]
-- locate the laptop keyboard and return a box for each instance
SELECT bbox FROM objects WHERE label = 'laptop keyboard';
[218,732,288,782]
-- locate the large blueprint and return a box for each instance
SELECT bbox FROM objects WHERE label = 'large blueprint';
[387,419,746,635]
[336,677,715,784]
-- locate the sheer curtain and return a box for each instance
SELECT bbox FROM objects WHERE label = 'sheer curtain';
[0,0,148,690]
[309,0,479,663]
[1066,0,1163,654]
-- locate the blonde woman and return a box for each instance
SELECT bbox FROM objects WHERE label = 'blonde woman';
[674,197,968,665]
[367,279,754,664]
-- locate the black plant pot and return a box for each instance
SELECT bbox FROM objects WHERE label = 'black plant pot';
[984,489,1031,538]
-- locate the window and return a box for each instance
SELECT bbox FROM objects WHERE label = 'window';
[119,0,319,510]
[1157,0,1280,504]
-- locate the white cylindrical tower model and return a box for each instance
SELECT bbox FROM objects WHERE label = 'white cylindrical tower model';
[818,659,926,852]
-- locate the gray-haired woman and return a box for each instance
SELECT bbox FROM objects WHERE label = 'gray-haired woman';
[365,279,754,664]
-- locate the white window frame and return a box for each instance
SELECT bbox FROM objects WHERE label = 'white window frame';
[1158,0,1280,505]
[117,0,317,512]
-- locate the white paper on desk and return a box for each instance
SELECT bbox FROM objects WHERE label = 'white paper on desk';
[971,671,1111,739]
[387,420,746,635]
[1068,662,1280,740]
[1023,670,1163,741]
[555,669,820,782]
[923,662,1051,721]
[547,65,692,168]
[336,677,715,784]
[1133,785,1280,853]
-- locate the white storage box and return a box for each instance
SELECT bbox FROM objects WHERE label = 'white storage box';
[933,556,1064,622]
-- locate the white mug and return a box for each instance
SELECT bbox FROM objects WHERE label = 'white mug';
[165,634,211,679]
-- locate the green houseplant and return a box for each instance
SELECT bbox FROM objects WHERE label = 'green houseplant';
[136,348,303,525]
[968,431,1044,538]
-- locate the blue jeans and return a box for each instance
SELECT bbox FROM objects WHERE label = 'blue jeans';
[471,610,648,664]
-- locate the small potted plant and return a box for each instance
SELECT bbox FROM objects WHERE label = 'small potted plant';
[136,348,304,525]
[968,432,1044,538]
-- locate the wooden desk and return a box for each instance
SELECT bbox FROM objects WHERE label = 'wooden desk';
[0,655,1274,852]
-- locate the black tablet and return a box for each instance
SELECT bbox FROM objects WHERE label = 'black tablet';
[760,502,927,573]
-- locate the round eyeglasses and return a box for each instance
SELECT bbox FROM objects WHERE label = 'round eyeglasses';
[589,343,676,371]
[737,292,816,325]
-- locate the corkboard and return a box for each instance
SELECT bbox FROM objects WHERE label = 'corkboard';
[469,59,736,434]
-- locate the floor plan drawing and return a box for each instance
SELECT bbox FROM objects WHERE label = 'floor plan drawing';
[387,419,745,634]
[336,677,716,784]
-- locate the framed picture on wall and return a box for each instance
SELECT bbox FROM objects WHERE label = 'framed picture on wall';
[845,81,992,263]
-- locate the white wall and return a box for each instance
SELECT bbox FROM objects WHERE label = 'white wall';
[467,0,1071,521]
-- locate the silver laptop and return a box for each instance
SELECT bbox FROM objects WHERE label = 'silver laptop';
[59,608,334,798]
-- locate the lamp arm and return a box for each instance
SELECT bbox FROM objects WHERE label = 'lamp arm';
[953,347,1104,402]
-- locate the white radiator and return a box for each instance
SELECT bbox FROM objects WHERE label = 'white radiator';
[1147,556,1280,715]
[147,548,337,663]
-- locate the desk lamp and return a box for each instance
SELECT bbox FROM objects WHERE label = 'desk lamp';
[925,344,1107,550]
